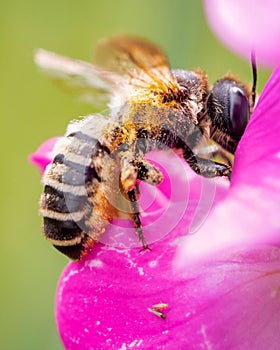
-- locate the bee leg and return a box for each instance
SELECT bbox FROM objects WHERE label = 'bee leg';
[120,152,163,189]
[195,144,233,166]
[119,150,138,193]
[127,186,151,251]
[119,151,151,251]
[160,127,231,179]
[136,158,163,186]
[212,148,233,167]
[181,143,232,180]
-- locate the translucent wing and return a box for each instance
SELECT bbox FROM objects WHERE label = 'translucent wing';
[94,36,180,94]
[34,49,122,107]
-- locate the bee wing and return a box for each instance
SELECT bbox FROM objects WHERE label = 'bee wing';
[34,49,123,107]
[94,36,180,94]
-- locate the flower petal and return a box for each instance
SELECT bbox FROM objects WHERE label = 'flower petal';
[204,0,280,67]
[56,239,280,348]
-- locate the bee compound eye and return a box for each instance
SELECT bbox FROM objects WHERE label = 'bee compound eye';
[229,86,250,139]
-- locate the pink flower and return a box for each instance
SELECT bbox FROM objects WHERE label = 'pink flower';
[204,0,280,68]
[31,65,280,348]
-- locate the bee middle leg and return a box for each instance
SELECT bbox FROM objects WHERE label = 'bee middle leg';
[119,150,161,250]
[136,158,163,186]
[119,150,163,192]
[127,185,151,251]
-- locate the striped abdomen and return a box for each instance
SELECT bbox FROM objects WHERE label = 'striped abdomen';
[40,117,116,260]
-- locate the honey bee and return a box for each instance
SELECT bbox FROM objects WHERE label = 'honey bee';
[35,36,256,260]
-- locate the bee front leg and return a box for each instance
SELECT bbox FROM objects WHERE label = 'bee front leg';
[195,144,233,167]
[160,128,232,180]
[180,142,232,180]
[211,147,233,167]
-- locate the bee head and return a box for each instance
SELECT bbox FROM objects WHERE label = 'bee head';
[207,77,252,153]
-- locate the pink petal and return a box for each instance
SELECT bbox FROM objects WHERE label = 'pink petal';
[204,0,280,68]
[56,235,280,349]
[29,137,61,173]
[177,66,280,265]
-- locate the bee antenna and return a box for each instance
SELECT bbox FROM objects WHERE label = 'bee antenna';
[251,50,257,108]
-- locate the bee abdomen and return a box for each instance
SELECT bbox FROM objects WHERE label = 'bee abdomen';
[44,214,94,261]
[41,185,89,213]
[52,235,95,261]
[44,217,83,241]
[40,130,111,260]
[46,153,102,188]
[41,186,93,226]
[41,184,94,260]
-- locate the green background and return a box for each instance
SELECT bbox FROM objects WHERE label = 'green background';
[0,1,270,349]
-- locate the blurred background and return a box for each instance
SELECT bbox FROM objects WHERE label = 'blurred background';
[0,0,271,349]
